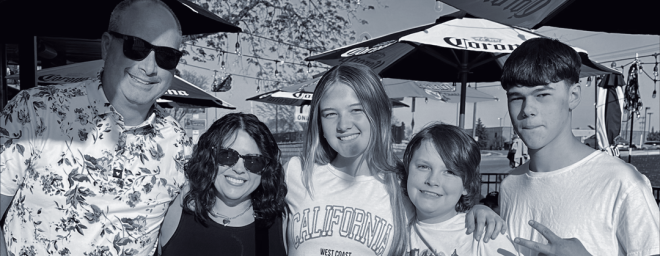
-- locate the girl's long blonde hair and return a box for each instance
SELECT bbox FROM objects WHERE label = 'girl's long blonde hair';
[300,62,408,255]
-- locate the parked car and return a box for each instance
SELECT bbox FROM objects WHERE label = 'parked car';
[616,143,629,150]
[642,141,660,150]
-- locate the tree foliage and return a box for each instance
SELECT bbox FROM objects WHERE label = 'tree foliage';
[647,131,660,141]
[254,103,305,133]
[162,69,210,125]
[475,118,488,149]
[182,0,384,133]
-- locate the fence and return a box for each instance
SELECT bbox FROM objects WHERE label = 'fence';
[278,142,303,163]
[481,173,508,197]
[273,132,304,143]
[273,141,660,206]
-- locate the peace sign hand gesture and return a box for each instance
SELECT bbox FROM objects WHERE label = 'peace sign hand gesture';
[514,220,592,256]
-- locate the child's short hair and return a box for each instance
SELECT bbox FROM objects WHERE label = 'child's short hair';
[501,37,581,90]
[401,123,481,212]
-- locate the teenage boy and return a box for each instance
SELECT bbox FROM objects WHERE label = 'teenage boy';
[499,37,660,256]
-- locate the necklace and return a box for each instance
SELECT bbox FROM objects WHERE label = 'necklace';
[212,203,253,226]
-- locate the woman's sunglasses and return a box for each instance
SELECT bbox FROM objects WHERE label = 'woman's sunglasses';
[107,31,183,70]
[212,147,269,175]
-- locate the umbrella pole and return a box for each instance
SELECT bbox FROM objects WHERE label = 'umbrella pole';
[458,51,469,129]
[594,79,598,149]
[411,97,416,133]
[1,42,6,110]
[472,83,478,138]
[19,36,37,90]
[628,113,634,163]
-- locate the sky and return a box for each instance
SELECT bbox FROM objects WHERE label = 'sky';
[180,0,660,136]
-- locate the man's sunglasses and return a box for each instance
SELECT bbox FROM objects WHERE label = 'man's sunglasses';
[212,147,269,175]
[107,31,183,70]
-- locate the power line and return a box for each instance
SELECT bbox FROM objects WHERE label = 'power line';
[180,62,287,84]
[240,32,322,54]
[201,31,324,55]
[184,42,330,70]
[589,44,659,60]
[597,53,659,64]
[564,33,603,42]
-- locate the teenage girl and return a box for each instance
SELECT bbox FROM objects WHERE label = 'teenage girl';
[284,63,506,256]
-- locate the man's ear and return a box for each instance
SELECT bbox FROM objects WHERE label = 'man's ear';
[568,81,581,110]
[101,32,112,60]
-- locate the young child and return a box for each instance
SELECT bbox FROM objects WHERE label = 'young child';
[500,37,660,255]
[284,63,505,256]
[402,123,518,256]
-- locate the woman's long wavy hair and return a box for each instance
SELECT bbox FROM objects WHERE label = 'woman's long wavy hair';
[401,123,481,214]
[183,113,287,228]
[300,62,408,255]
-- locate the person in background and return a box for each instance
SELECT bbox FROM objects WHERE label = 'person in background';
[1,0,190,255]
[159,113,287,256]
[500,37,660,256]
[284,63,506,256]
[510,135,527,167]
[480,192,500,216]
[402,123,517,256]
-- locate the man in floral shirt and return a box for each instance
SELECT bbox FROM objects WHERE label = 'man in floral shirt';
[0,0,192,255]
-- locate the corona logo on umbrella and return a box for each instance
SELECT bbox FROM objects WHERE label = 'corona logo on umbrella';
[307,11,619,128]
[340,40,397,57]
[423,89,451,102]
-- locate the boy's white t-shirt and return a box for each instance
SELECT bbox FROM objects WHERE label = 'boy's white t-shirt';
[500,151,660,256]
[284,157,402,256]
[407,213,519,256]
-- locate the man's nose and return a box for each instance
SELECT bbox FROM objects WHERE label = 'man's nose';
[519,97,537,119]
[138,50,158,76]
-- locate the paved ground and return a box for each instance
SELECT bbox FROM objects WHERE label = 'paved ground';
[479,150,513,174]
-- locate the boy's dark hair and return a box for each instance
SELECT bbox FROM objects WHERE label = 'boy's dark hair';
[501,38,581,90]
[401,123,481,213]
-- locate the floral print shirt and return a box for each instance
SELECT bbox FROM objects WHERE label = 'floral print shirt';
[1,79,191,256]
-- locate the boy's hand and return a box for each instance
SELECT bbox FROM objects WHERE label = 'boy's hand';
[465,205,507,243]
[514,220,592,256]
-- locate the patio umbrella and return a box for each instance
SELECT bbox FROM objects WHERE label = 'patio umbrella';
[249,76,496,104]
[246,90,410,108]
[306,12,618,128]
[437,0,658,35]
[595,74,625,156]
[6,59,236,109]
[0,0,241,39]
[246,76,497,130]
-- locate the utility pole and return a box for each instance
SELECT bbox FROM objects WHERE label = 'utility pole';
[643,107,650,144]
[472,83,478,139]
[648,113,654,139]
[498,117,503,149]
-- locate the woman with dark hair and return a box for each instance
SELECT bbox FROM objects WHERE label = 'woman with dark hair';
[158,113,287,256]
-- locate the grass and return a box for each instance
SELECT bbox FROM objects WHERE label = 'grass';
[620,155,660,187]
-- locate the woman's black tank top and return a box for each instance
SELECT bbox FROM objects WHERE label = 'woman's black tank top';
[161,210,286,256]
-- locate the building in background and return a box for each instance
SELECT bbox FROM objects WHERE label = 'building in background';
[464,126,515,150]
